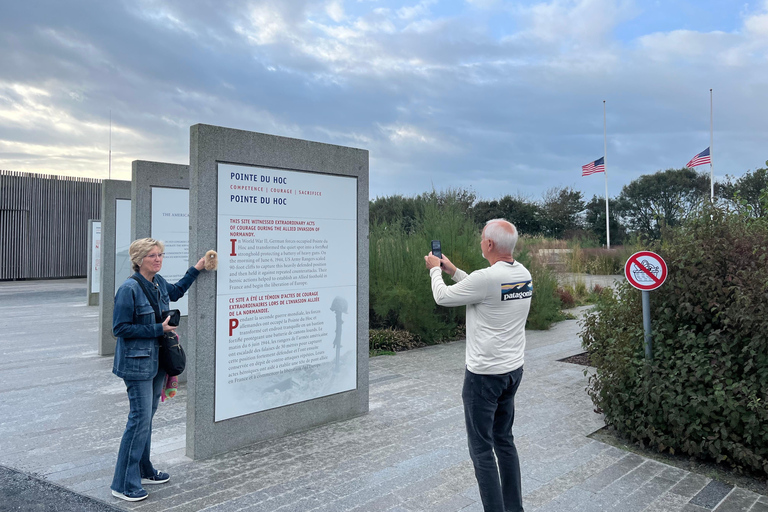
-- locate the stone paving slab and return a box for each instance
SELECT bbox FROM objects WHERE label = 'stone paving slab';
[1,279,765,511]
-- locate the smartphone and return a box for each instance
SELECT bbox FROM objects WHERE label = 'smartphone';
[161,309,181,327]
[431,240,442,260]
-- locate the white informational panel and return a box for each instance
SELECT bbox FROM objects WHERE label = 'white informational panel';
[151,187,190,315]
[90,221,101,293]
[215,163,357,421]
[115,199,132,289]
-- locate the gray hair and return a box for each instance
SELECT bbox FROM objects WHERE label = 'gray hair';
[484,219,518,255]
[129,238,165,272]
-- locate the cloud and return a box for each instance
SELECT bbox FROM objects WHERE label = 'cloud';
[744,0,768,36]
[510,0,637,45]
[465,0,501,9]
[397,0,437,21]
[326,0,346,22]
[0,0,766,201]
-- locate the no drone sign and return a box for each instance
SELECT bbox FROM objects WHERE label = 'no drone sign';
[624,251,668,291]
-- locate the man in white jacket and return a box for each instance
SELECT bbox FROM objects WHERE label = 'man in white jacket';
[424,219,532,512]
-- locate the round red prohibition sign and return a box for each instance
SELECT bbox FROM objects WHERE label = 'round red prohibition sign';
[624,251,668,291]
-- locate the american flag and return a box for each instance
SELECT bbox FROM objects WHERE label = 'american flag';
[686,147,711,168]
[581,157,605,176]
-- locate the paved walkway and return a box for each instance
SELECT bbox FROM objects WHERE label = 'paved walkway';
[1,279,766,512]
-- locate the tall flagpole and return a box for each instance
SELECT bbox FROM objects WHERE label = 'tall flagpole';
[604,100,610,249]
[710,89,713,201]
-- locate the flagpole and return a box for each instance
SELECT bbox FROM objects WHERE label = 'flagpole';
[709,89,713,202]
[604,100,610,249]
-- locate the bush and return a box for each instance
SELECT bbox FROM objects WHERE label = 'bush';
[557,287,576,308]
[582,205,768,474]
[369,328,423,354]
[588,284,610,303]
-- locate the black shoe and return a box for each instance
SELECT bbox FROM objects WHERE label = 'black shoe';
[141,471,170,485]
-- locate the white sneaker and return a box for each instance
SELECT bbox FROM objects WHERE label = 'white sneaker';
[111,489,149,502]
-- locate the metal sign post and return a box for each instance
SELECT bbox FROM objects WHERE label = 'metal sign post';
[624,251,668,361]
[642,291,652,360]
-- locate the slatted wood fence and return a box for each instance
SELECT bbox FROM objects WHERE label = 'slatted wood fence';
[0,170,102,280]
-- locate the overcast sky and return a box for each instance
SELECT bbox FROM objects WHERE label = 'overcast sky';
[1,0,766,202]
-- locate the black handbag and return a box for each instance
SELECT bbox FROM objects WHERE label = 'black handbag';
[130,275,187,376]
[158,331,186,377]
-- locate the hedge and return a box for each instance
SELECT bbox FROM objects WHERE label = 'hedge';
[581,205,768,474]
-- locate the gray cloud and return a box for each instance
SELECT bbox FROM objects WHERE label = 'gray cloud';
[0,0,766,203]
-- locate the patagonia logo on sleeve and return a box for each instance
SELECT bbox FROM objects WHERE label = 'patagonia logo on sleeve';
[501,281,533,301]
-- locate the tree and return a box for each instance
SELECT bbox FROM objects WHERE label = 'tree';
[472,194,542,236]
[617,168,709,239]
[370,195,421,233]
[370,188,477,235]
[584,195,627,246]
[539,186,585,239]
[719,162,768,218]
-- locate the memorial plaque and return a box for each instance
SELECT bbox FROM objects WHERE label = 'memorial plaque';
[114,199,132,287]
[215,164,357,421]
[151,187,191,315]
[91,221,101,293]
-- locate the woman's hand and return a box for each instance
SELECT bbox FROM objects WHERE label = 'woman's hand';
[194,256,206,271]
[162,316,177,333]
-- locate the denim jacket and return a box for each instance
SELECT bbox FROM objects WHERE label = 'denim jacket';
[112,267,200,380]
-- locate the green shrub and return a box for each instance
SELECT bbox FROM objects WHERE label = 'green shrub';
[588,284,610,303]
[369,328,423,354]
[582,205,768,474]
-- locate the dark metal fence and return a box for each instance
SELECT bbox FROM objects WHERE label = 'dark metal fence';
[0,170,102,280]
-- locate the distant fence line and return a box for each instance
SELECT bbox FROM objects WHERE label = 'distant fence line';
[0,170,102,280]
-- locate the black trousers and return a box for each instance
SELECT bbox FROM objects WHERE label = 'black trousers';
[462,367,524,512]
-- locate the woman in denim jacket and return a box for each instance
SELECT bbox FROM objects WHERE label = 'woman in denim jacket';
[110,238,208,502]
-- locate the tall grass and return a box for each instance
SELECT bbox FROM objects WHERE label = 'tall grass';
[516,235,638,275]
[370,190,565,341]
[370,190,484,341]
[515,248,566,329]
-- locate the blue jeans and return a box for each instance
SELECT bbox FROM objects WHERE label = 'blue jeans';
[111,368,166,495]
[462,367,524,512]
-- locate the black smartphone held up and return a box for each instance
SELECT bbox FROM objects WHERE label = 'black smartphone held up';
[431,240,442,261]
[161,309,181,327]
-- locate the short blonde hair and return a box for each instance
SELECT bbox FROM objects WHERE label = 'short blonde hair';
[129,238,165,272]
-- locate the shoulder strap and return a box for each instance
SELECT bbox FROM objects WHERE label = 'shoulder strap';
[130,274,162,323]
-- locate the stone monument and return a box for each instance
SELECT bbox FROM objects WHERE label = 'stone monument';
[187,124,369,459]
